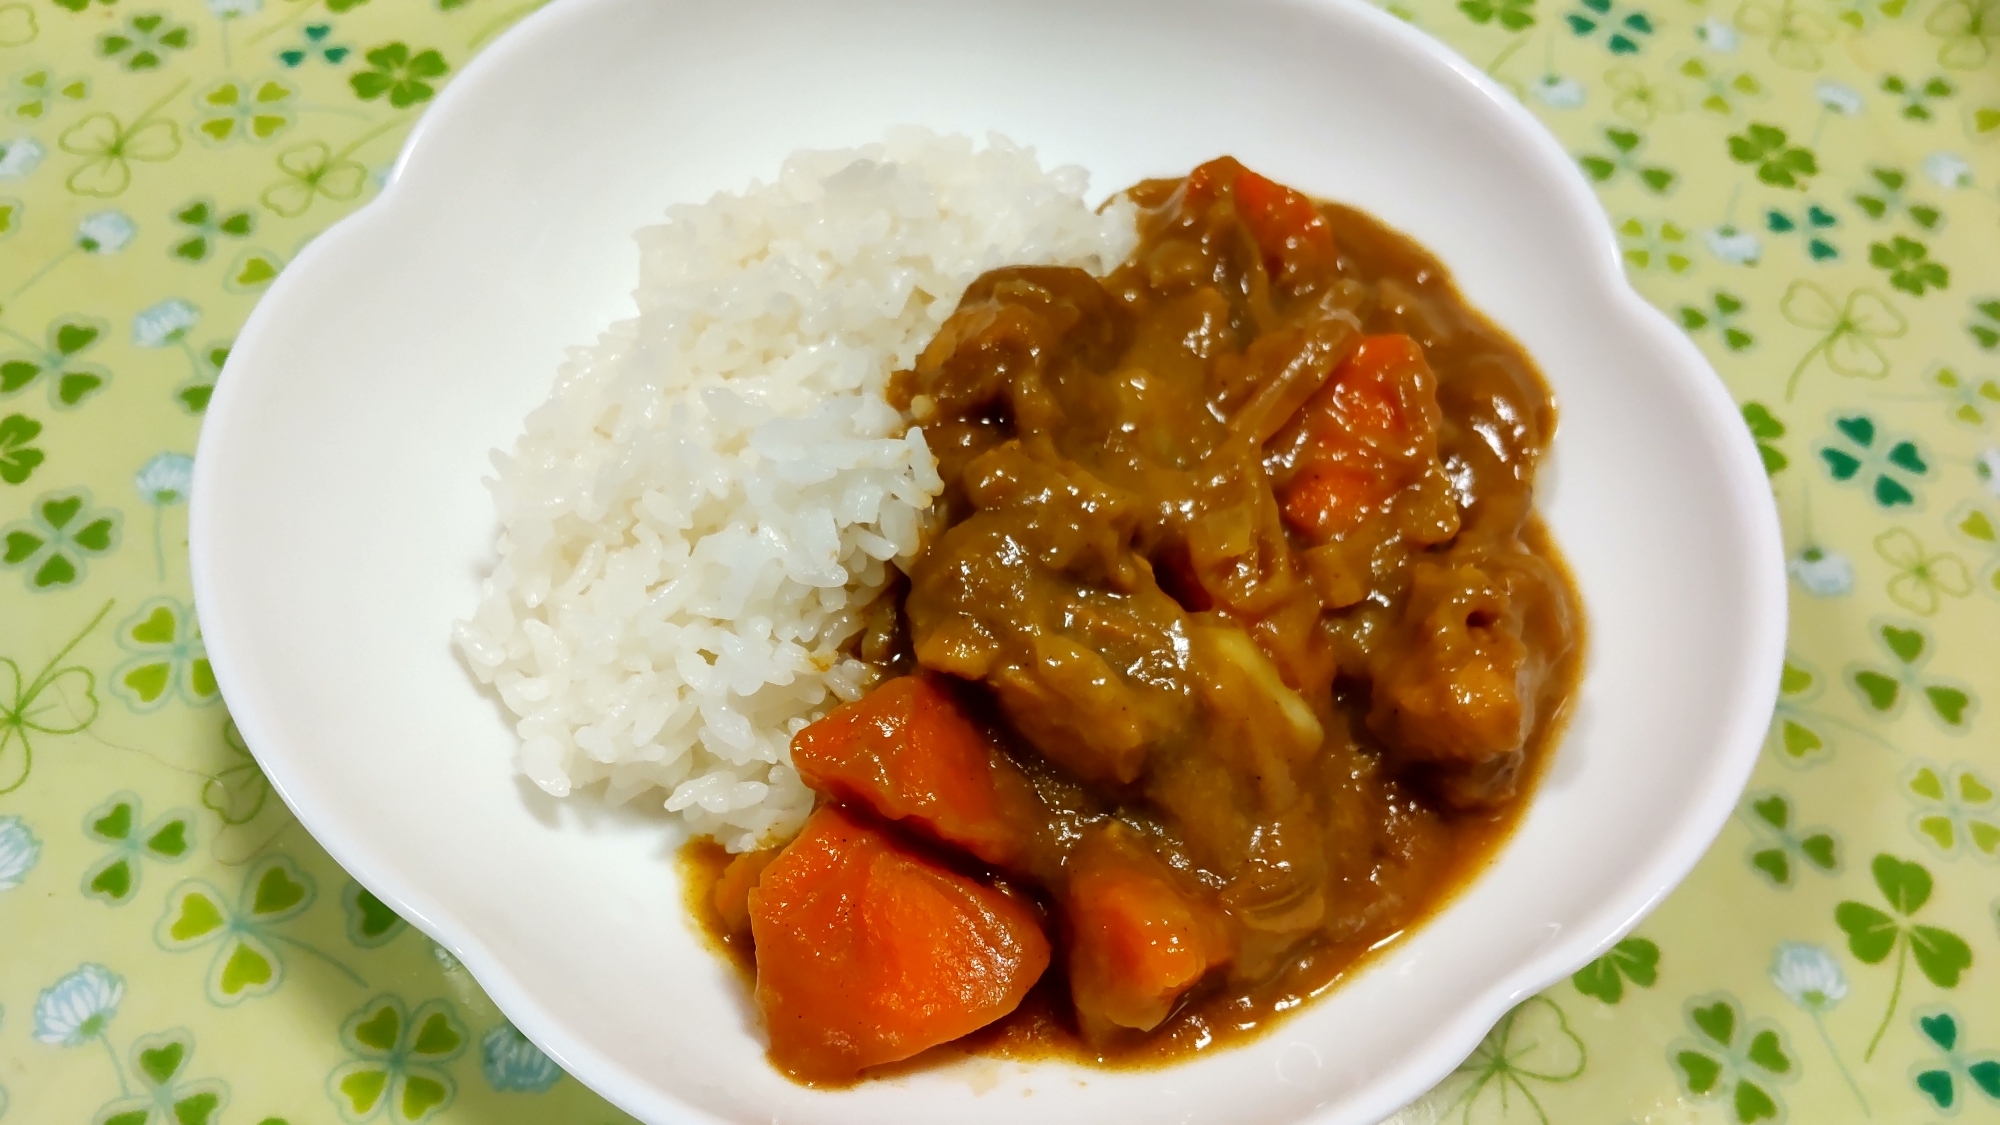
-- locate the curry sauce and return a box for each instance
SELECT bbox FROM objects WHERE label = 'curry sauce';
[685,158,1583,1084]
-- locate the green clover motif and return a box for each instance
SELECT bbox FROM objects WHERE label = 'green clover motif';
[1459,0,1536,29]
[1869,235,1950,296]
[168,198,254,263]
[1606,66,1682,123]
[329,995,468,1124]
[50,0,113,11]
[57,83,186,198]
[1572,936,1660,1003]
[201,718,272,826]
[1948,501,2000,599]
[0,195,19,238]
[0,2,36,41]
[2,488,121,590]
[98,13,194,73]
[1433,996,1584,1124]
[1765,204,1837,262]
[0,412,45,484]
[1742,791,1839,886]
[1972,299,2000,351]
[1874,529,1971,615]
[1924,366,2000,427]
[7,67,88,122]
[1741,403,1785,473]
[343,880,408,949]
[110,597,218,711]
[1829,0,1908,30]
[1565,0,1653,52]
[0,600,107,794]
[0,314,111,408]
[1578,126,1676,192]
[262,141,367,218]
[1881,73,1954,120]
[1836,853,1974,1059]
[1762,656,1896,767]
[1685,292,1757,353]
[1926,0,1997,67]
[1904,762,2000,861]
[1677,55,1767,116]
[81,792,194,906]
[156,854,363,1005]
[225,248,286,292]
[194,77,296,145]
[1617,217,1690,272]
[1845,619,1975,729]
[92,1028,229,1125]
[1735,0,1835,69]
[1910,1007,2000,1111]
[350,42,447,108]
[1781,282,1906,398]
[276,23,352,68]
[1727,123,1818,188]
[176,341,229,414]
[1853,168,1943,230]
[1668,993,1797,1123]
[1818,415,1927,507]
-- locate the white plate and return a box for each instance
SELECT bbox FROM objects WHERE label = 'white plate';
[189,0,1788,1121]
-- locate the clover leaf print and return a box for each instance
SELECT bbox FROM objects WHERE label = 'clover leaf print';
[1668,993,1797,1123]
[1764,203,1838,261]
[1572,936,1660,1003]
[98,13,193,72]
[1606,66,1683,124]
[1904,762,2000,861]
[1742,403,1786,472]
[1678,56,1768,117]
[1459,0,1536,30]
[262,139,369,218]
[1868,235,1950,296]
[1762,656,1896,766]
[81,792,194,905]
[201,718,271,826]
[1617,217,1691,272]
[7,67,88,122]
[111,597,218,711]
[1728,123,1818,188]
[1734,0,1835,69]
[350,43,447,108]
[1853,168,1944,230]
[1743,791,1839,886]
[0,600,107,793]
[1819,415,1928,507]
[1880,73,1954,121]
[1769,943,1868,1112]
[225,247,284,292]
[1910,1007,2000,1112]
[156,853,364,1006]
[1874,529,1971,615]
[1579,126,1676,192]
[1926,0,1998,67]
[1950,501,2000,599]
[176,340,228,414]
[276,23,352,69]
[1972,299,2000,350]
[1565,0,1654,52]
[1845,619,1976,730]
[1685,292,1756,352]
[194,76,296,145]
[0,412,45,484]
[330,995,468,1124]
[91,1028,229,1125]
[1837,853,1974,1059]
[2,488,121,590]
[0,314,112,408]
[1434,996,1584,1125]
[343,880,407,949]
[168,197,254,262]
[1923,366,2000,427]
[58,82,186,198]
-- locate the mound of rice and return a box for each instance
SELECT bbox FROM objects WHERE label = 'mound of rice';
[454,129,1139,851]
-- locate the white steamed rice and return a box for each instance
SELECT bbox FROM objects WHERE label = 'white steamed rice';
[454,129,1139,851]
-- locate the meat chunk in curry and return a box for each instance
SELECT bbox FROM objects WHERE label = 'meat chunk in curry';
[696,157,1582,1084]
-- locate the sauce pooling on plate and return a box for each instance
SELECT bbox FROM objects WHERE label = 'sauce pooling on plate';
[688,157,1584,1085]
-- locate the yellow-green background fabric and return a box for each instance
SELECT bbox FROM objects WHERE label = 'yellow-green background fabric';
[1,0,1995,1122]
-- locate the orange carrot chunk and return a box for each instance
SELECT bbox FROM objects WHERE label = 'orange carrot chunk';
[1232,168,1335,281]
[791,676,1037,868]
[1272,334,1439,541]
[750,805,1050,1083]
[1063,826,1233,1039]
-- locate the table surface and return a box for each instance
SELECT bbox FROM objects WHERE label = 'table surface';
[2,0,1996,1122]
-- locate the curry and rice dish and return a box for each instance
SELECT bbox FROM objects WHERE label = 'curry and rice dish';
[458,135,1580,1088]
[692,159,1582,1083]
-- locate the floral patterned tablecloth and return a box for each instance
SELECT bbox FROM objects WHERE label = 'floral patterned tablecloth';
[1,0,1995,1122]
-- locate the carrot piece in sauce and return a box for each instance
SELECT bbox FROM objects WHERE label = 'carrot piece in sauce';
[1062,826,1233,1040]
[1271,334,1438,540]
[749,804,1051,1083]
[791,676,1038,868]
[1232,169,1336,280]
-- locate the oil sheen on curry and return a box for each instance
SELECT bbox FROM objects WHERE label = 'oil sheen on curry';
[689,158,1585,1085]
